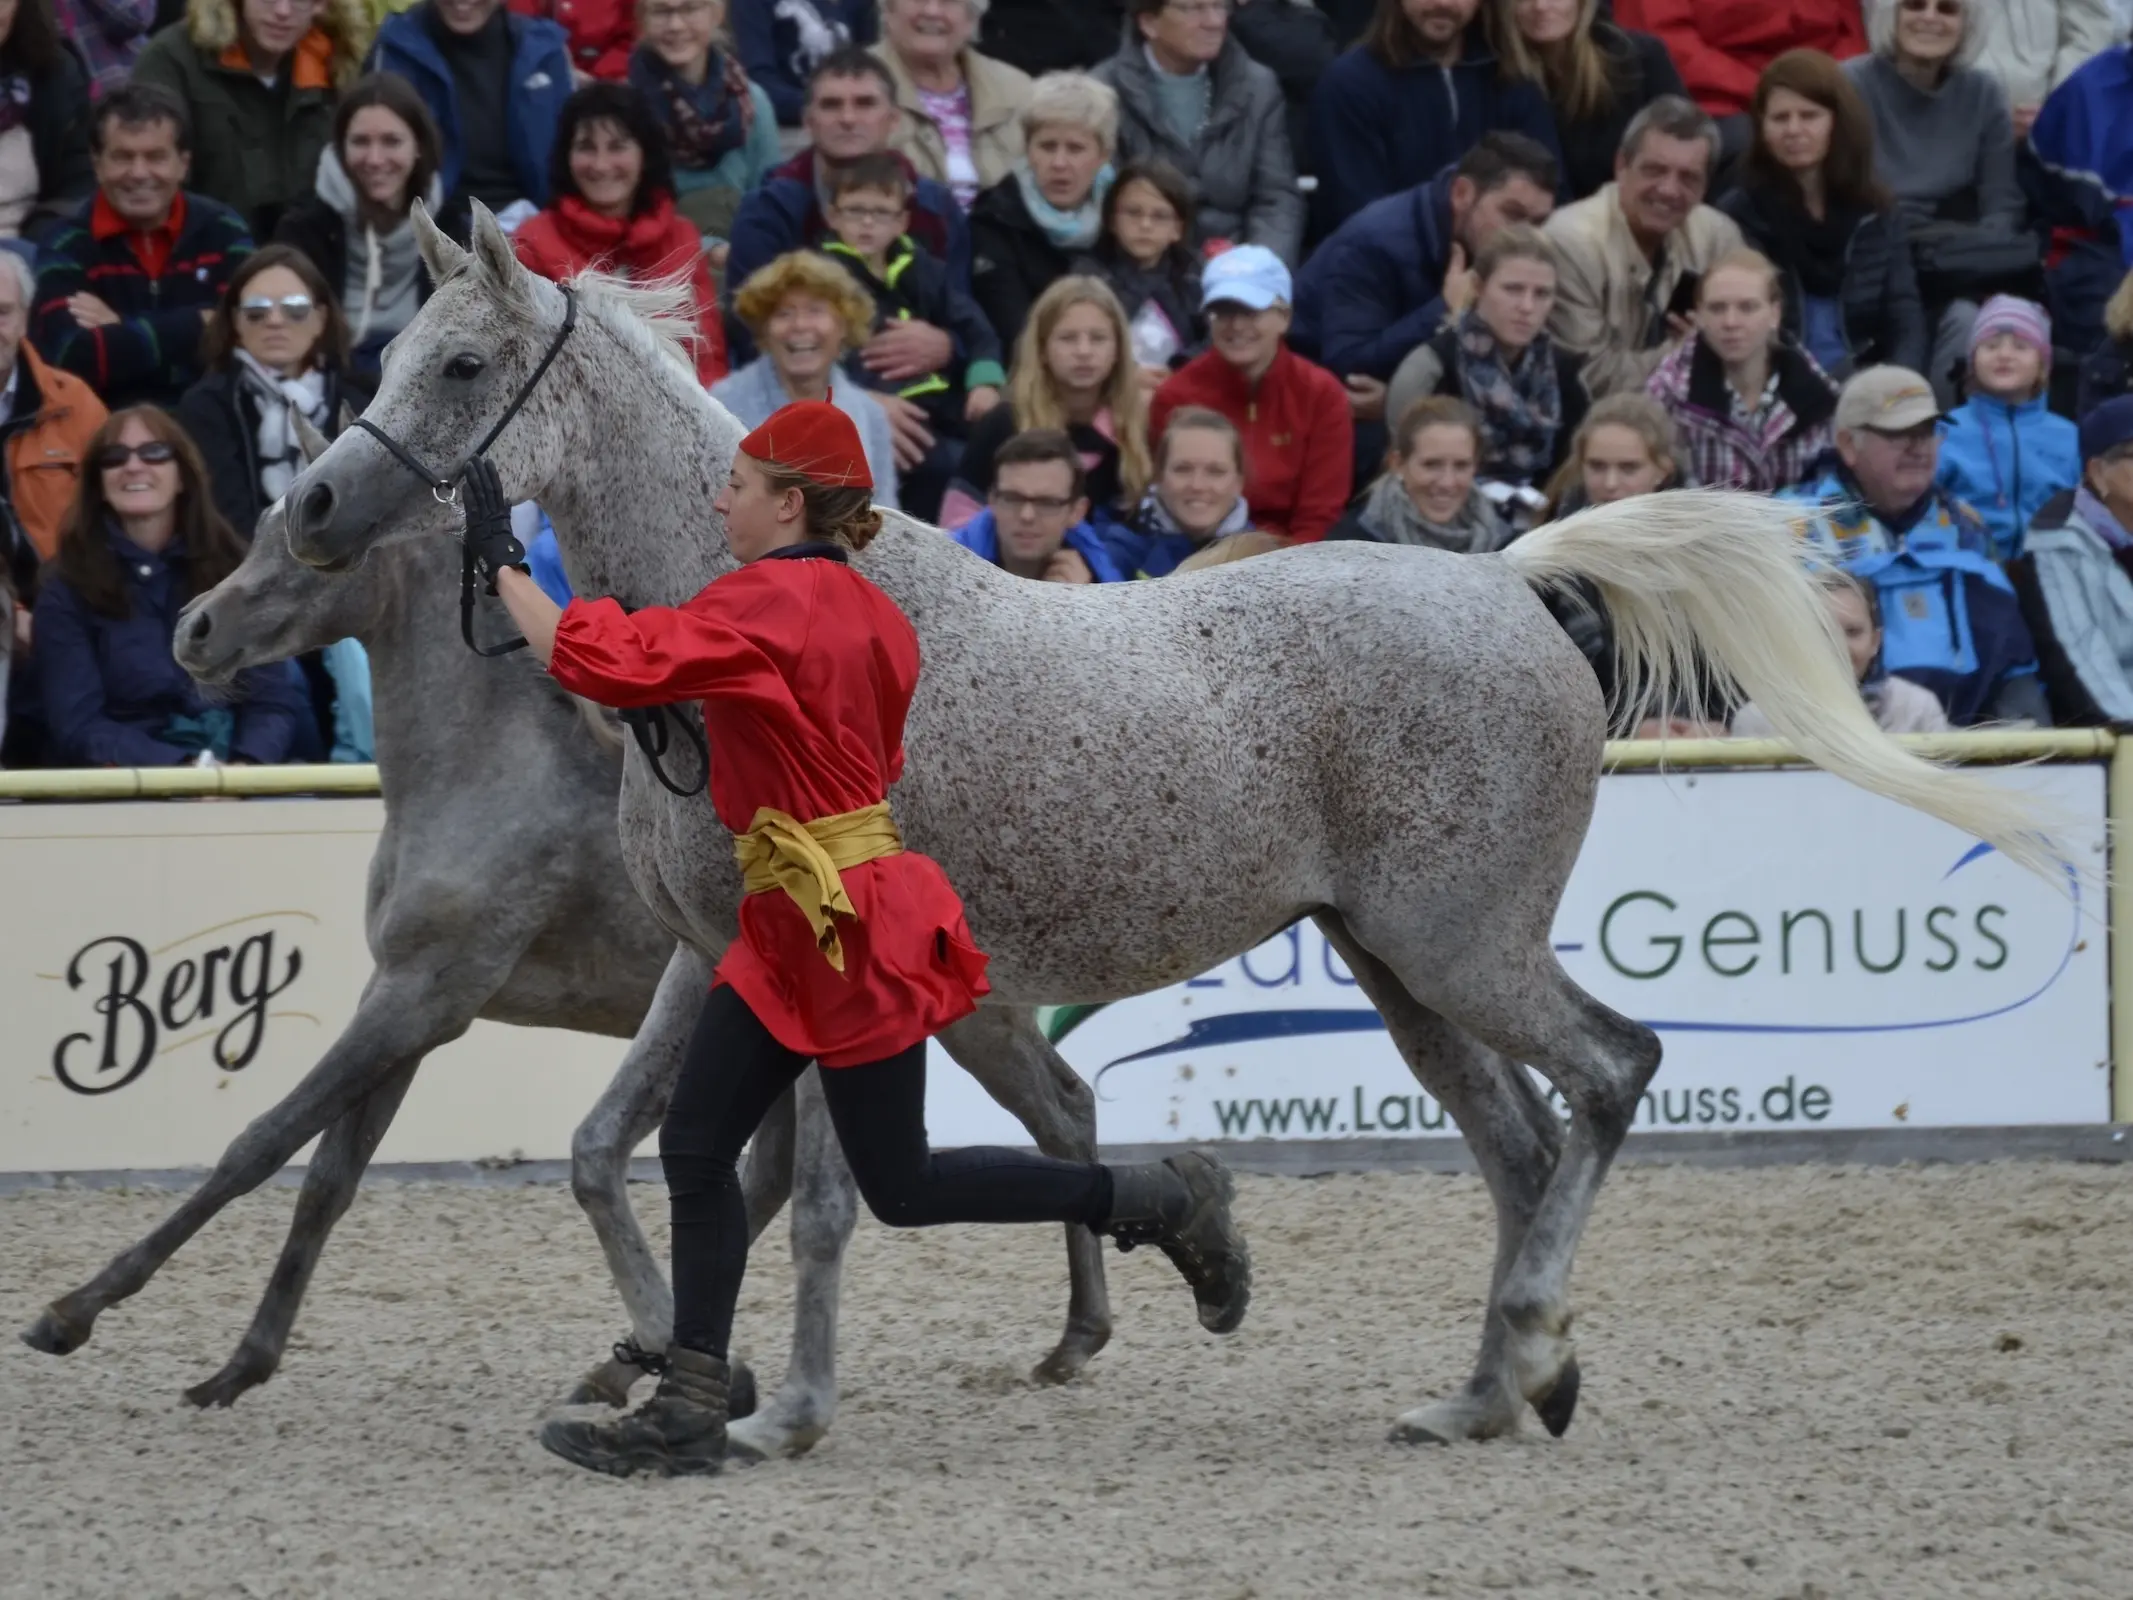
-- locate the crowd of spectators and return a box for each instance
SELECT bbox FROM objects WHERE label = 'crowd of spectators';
[13,0,2133,772]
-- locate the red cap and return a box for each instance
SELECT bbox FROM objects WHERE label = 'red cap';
[738,400,874,490]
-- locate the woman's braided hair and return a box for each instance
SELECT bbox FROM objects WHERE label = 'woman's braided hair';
[753,458,884,552]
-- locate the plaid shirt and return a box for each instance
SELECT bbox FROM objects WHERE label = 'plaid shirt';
[53,0,157,98]
[1644,334,1839,495]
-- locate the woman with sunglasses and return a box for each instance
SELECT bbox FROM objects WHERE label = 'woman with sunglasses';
[34,406,307,768]
[175,245,373,542]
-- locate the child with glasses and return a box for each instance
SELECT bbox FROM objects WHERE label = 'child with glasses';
[814,151,1004,520]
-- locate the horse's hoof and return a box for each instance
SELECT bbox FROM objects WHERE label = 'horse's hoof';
[1029,1326,1108,1386]
[1534,1356,1581,1438]
[727,1358,758,1422]
[183,1356,273,1410]
[1389,1389,1520,1446]
[20,1304,92,1357]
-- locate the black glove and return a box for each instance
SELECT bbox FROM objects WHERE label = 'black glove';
[462,455,526,595]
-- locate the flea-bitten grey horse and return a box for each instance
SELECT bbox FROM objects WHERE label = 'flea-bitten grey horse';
[280,205,2071,1444]
[18,492,1112,1457]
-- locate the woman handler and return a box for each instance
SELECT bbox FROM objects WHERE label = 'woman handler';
[491,401,1252,1478]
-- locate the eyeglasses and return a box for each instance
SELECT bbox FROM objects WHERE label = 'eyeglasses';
[1114,203,1179,227]
[239,294,316,325]
[1165,0,1230,16]
[1898,0,1961,14]
[97,440,177,469]
[830,202,905,225]
[992,490,1077,516]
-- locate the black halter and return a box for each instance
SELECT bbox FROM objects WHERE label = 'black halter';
[351,285,708,797]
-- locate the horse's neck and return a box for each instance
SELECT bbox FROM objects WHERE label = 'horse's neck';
[363,539,552,792]
[540,341,739,608]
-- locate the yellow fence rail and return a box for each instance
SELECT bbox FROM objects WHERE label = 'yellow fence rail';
[6,732,2130,1122]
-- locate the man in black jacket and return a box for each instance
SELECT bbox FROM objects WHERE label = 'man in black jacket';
[30,84,254,410]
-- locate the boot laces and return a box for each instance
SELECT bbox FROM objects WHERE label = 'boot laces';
[613,1338,669,1377]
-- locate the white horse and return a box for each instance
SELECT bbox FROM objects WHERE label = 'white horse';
[277,205,2071,1444]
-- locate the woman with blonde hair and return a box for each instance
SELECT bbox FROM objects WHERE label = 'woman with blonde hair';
[968,71,1119,352]
[629,0,780,239]
[132,0,372,238]
[712,251,901,506]
[943,273,1149,528]
[1488,0,1682,201]
[1542,390,1685,518]
[1643,247,1838,494]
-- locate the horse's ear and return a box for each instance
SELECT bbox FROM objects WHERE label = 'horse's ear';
[338,400,359,434]
[291,405,330,464]
[468,201,534,311]
[411,198,468,284]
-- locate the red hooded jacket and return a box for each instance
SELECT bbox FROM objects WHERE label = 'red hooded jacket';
[509,0,634,79]
[1612,0,1866,119]
[548,550,990,1066]
[1151,344,1354,543]
[514,192,729,386]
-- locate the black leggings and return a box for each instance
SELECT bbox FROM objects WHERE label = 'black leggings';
[661,983,1113,1359]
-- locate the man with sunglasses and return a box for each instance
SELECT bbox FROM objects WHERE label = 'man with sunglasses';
[947,427,1127,582]
[1783,365,2049,726]
[30,84,255,412]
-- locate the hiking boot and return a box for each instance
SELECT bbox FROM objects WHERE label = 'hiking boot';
[539,1344,731,1478]
[1101,1151,1252,1334]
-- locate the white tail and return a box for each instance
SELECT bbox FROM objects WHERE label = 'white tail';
[1500,488,2080,887]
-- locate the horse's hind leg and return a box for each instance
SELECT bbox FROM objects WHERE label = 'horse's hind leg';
[184,1060,422,1408]
[1345,911,1658,1441]
[1315,912,1562,1444]
[935,1006,1112,1385]
[728,1067,857,1461]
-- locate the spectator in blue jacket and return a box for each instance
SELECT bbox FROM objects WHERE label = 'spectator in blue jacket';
[35,405,305,766]
[1936,295,2079,563]
[1782,364,2048,726]
[732,0,877,126]
[1305,0,1561,233]
[366,0,574,236]
[726,46,971,365]
[1290,131,1557,424]
[949,426,1129,581]
[2029,39,2133,360]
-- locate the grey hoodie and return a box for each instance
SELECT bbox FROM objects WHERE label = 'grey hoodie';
[315,146,447,348]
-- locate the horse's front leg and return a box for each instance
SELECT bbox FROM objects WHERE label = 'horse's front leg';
[183,1060,422,1408]
[935,1006,1112,1385]
[21,947,519,1364]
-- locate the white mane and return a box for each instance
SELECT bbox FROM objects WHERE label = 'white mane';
[564,267,704,385]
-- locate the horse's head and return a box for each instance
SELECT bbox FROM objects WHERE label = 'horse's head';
[177,413,390,684]
[283,201,569,572]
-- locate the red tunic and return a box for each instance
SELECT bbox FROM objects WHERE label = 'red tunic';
[548,552,990,1065]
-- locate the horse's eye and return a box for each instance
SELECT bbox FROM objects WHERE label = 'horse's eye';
[444,353,484,380]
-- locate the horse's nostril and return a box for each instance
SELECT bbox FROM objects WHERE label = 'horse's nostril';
[295,479,336,535]
[187,609,212,642]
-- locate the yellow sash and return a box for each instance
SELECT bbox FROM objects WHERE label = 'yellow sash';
[733,801,904,971]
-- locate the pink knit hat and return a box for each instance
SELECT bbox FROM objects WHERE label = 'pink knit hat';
[1969,295,2052,362]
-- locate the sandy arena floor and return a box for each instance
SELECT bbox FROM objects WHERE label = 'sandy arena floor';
[4,1162,2132,1599]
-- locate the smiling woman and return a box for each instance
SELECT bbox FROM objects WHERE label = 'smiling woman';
[32,406,307,768]
[876,0,1032,207]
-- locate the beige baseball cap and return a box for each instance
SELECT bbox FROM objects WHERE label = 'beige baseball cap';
[1834,366,1941,433]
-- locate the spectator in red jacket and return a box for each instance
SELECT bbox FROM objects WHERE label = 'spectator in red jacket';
[512,81,727,385]
[1612,0,1866,158]
[512,0,636,80]
[1151,244,1353,541]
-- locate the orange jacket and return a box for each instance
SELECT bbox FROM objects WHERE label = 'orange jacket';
[8,343,109,563]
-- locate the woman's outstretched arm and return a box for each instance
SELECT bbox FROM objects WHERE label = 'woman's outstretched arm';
[498,566,564,666]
